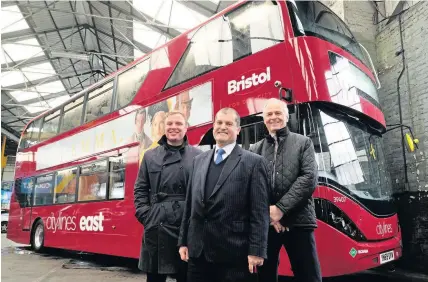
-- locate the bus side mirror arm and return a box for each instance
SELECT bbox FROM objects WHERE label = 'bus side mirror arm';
[274,81,293,102]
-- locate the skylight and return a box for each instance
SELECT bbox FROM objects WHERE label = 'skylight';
[9,89,40,102]
[1,5,30,33]
[2,38,44,64]
[133,0,207,31]
[1,62,57,88]
[133,22,168,49]
[35,81,65,94]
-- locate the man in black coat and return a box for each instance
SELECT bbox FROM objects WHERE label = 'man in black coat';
[250,98,322,282]
[134,111,203,282]
[178,107,270,282]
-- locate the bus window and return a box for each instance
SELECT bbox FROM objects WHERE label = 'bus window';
[14,178,34,208]
[19,119,42,149]
[60,96,84,133]
[165,0,284,89]
[34,173,55,206]
[227,1,284,60]
[39,110,61,142]
[78,161,108,202]
[85,81,114,123]
[115,59,150,110]
[19,122,34,149]
[286,1,368,67]
[108,156,125,199]
[54,168,78,204]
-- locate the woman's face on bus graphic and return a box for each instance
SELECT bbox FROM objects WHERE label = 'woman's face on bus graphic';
[151,111,166,141]
[165,112,187,143]
[263,100,288,134]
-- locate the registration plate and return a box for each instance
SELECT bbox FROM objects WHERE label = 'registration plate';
[379,250,395,264]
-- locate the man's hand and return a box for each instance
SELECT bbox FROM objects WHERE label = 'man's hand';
[270,205,284,222]
[248,255,264,273]
[179,246,189,262]
[270,221,286,233]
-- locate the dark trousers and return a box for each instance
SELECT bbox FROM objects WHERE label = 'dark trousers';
[146,263,186,282]
[147,272,186,282]
[187,253,256,282]
[258,227,322,282]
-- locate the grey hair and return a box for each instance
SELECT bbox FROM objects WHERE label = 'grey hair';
[216,107,241,127]
[263,98,289,116]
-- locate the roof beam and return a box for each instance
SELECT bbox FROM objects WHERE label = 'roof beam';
[1,25,83,43]
[1,55,48,70]
[99,1,181,38]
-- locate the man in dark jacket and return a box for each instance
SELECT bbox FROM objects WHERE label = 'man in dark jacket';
[250,98,322,282]
[134,111,203,282]
[178,108,270,282]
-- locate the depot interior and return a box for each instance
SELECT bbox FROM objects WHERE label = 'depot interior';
[1,0,428,276]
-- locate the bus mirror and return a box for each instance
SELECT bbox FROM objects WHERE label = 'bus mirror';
[274,81,293,102]
[385,124,419,153]
[405,133,419,152]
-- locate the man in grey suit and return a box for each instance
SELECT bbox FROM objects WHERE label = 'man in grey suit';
[178,108,270,282]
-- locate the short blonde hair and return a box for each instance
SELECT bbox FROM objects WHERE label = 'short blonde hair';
[165,110,187,125]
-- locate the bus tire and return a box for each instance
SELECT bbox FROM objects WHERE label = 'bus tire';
[31,220,45,252]
[1,221,7,233]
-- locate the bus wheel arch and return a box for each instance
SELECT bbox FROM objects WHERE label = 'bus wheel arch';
[31,218,45,252]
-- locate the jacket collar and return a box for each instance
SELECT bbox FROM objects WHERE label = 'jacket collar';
[266,126,289,143]
[158,134,188,151]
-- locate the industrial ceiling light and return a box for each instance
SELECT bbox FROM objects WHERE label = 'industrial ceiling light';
[50,51,90,61]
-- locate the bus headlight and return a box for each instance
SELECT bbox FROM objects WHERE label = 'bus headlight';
[315,198,367,241]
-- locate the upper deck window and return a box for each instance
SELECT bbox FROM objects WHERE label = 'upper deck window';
[286,1,369,67]
[115,59,150,109]
[60,96,84,134]
[165,0,284,89]
[85,81,114,123]
[19,119,41,149]
[39,110,61,143]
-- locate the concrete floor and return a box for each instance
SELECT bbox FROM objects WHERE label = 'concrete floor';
[2,234,427,282]
[1,234,151,282]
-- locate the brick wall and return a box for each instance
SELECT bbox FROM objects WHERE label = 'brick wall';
[325,0,428,274]
[376,1,428,273]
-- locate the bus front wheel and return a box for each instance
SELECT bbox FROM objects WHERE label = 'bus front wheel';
[31,220,44,252]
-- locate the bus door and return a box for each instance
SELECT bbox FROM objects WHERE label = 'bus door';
[16,177,34,231]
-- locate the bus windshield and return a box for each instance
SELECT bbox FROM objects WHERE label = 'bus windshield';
[287,0,370,68]
[303,104,395,216]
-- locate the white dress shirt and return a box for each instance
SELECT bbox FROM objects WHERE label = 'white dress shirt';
[214,142,236,162]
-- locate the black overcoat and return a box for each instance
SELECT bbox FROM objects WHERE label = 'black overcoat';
[134,135,202,274]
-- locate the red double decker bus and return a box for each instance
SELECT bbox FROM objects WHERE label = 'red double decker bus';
[7,0,401,277]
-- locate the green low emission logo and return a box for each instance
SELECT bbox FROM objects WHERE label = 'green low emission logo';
[349,247,357,258]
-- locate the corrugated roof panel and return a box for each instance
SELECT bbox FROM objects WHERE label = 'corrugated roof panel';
[47,1,76,28]
[59,29,85,50]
